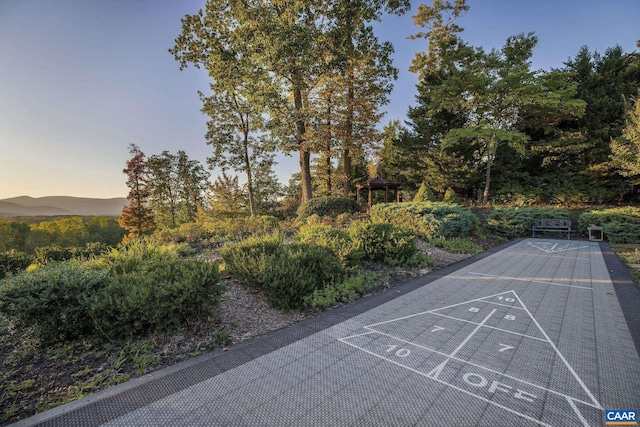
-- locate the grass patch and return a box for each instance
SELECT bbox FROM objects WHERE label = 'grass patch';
[611,243,640,282]
[429,238,483,254]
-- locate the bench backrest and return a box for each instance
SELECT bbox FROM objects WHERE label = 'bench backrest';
[534,219,571,228]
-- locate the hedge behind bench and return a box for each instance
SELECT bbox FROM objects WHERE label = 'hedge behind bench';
[486,207,570,239]
[578,207,640,244]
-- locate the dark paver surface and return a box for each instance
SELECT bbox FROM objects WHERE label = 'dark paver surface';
[14,239,640,426]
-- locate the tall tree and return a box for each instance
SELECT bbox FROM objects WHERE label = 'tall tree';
[409,0,584,205]
[171,0,326,203]
[147,150,209,229]
[610,92,640,194]
[119,144,155,238]
[171,0,408,203]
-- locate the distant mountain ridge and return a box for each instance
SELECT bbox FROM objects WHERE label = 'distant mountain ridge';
[0,196,127,217]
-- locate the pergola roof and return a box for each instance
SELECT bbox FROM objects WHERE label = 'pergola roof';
[356,176,400,189]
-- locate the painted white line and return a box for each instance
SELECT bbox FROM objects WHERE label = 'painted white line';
[426,360,448,379]
[468,272,593,290]
[450,308,497,357]
[482,301,526,310]
[366,290,523,328]
[339,330,378,341]
[526,242,591,254]
[420,312,548,342]
[566,397,592,427]
[502,252,591,261]
[338,338,555,427]
[512,293,602,410]
[345,330,599,409]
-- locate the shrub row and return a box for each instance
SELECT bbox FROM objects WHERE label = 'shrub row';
[370,202,479,239]
[221,221,427,310]
[34,242,110,266]
[0,241,223,343]
[295,221,426,267]
[485,207,570,239]
[154,215,280,248]
[578,207,640,244]
[486,206,640,242]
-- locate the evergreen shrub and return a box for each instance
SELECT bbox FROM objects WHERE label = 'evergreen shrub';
[371,202,479,239]
[578,207,640,243]
[89,258,222,337]
[305,275,374,311]
[295,223,361,266]
[220,235,344,310]
[297,197,363,220]
[0,250,33,278]
[0,241,224,343]
[0,262,110,342]
[349,221,419,265]
[485,207,569,239]
[413,183,437,202]
[264,243,344,311]
[443,187,461,203]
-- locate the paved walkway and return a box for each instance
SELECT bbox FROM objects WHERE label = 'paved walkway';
[15,239,640,427]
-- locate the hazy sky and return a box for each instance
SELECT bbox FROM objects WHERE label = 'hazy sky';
[1,0,638,200]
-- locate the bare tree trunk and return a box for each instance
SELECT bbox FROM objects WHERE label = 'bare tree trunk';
[326,103,332,194]
[292,68,312,203]
[482,137,499,206]
[243,130,256,216]
[343,68,355,198]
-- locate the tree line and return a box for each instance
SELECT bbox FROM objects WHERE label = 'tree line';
[121,0,640,236]
[377,1,640,205]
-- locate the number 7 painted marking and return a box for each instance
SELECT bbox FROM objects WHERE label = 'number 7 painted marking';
[498,344,514,352]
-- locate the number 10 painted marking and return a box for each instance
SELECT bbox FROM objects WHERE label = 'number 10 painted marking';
[386,345,411,358]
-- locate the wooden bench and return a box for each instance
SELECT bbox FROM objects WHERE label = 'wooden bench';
[531,219,572,240]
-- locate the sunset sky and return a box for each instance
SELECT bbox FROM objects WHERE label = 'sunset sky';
[1,0,638,200]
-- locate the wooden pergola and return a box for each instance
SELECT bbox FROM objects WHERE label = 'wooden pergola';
[356,176,400,209]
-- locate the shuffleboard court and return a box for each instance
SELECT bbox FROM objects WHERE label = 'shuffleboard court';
[16,239,640,427]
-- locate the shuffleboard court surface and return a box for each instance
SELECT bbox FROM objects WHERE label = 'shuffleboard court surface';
[16,239,640,427]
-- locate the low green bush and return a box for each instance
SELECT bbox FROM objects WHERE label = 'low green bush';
[349,221,420,266]
[371,202,479,239]
[485,207,569,239]
[295,223,361,266]
[0,241,224,343]
[264,243,344,311]
[89,258,222,338]
[0,250,33,278]
[305,275,374,311]
[578,207,640,243]
[219,233,284,287]
[0,262,111,342]
[297,197,363,220]
[220,235,344,310]
[429,238,483,254]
